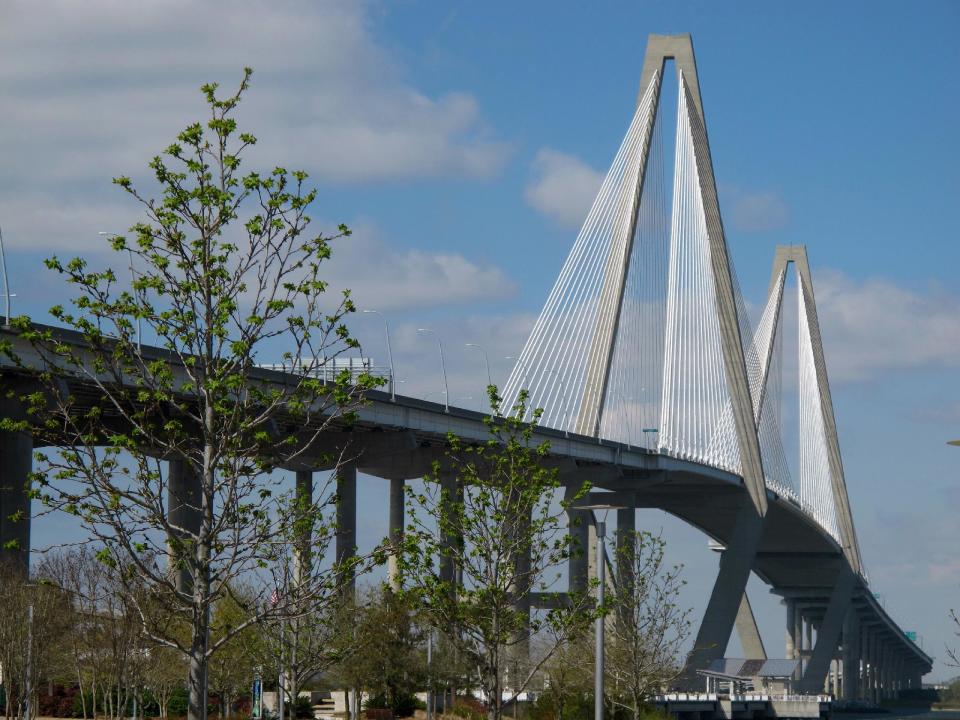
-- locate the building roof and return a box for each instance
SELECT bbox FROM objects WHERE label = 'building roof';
[699,658,800,680]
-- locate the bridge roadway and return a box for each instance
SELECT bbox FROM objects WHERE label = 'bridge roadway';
[0,323,932,699]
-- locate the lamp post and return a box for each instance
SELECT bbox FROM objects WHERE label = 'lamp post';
[574,500,627,720]
[465,343,492,389]
[0,224,12,326]
[99,231,141,351]
[417,328,449,412]
[363,309,395,401]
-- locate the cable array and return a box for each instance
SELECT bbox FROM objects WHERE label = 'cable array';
[598,86,670,449]
[798,276,841,541]
[503,65,845,546]
[502,71,661,432]
[658,73,740,474]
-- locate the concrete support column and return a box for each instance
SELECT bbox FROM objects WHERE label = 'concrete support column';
[862,631,872,701]
[335,461,357,597]
[615,506,635,593]
[0,427,32,573]
[799,567,854,694]
[168,458,201,594]
[565,484,589,594]
[786,598,797,660]
[735,592,767,659]
[388,478,404,590]
[842,612,859,700]
[294,471,313,585]
[512,503,533,661]
[438,470,457,588]
[681,501,764,686]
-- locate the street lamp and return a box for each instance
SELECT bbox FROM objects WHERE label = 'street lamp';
[0,224,12,325]
[574,500,627,720]
[417,328,449,412]
[465,343,492,388]
[99,231,141,351]
[362,309,396,401]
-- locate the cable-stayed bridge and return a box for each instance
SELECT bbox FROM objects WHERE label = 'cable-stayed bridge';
[0,33,931,702]
[500,33,928,695]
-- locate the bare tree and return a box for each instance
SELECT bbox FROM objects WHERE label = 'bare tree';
[533,632,593,720]
[1,69,377,720]
[0,560,72,720]
[605,530,690,718]
[948,608,959,667]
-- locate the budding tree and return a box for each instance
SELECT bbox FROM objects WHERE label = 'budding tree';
[400,388,594,720]
[605,530,690,717]
[1,69,376,720]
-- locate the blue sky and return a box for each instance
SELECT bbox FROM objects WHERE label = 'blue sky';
[1,1,958,678]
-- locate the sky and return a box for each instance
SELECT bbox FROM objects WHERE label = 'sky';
[1,0,958,679]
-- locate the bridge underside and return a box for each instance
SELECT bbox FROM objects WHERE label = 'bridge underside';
[0,344,933,699]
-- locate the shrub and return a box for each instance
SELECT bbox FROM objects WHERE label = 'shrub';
[450,699,486,720]
[168,687,190,717]
[295,695,315,718]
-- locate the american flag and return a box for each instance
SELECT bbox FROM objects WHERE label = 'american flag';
[270,588,280,606]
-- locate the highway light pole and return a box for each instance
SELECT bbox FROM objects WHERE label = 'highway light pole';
[576,500,627,720]
[0,224,11,325]
[465,343,492,388]
[363,309,395,401]
[417,328,449,412]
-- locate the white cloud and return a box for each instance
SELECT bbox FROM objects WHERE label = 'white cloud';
[324,221,516,312]
[815,270,960,382]
[723,186,790,233]
[525,149,603,229]
[0,1,511,251]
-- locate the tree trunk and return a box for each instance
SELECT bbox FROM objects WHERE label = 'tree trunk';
[188,643,208,720]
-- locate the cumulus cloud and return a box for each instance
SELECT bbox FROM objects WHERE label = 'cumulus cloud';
[815,270,960,382]
[723,186,790,233]
[0,1,510,252]
[323,221,516,312]
[525,149,603,229]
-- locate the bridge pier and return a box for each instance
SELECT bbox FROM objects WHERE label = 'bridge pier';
[388,477,404,590]
[0,425,32,572]
[294,470,313,584]
[168,458,201,594]
[438,470,458,589]
[336,461,357,597]
[681,501,763,686]
[799,567,854,694]
[735,592,766,658]
[565,484,589,595]
[841,612,859,700]
[785,599,797,663]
